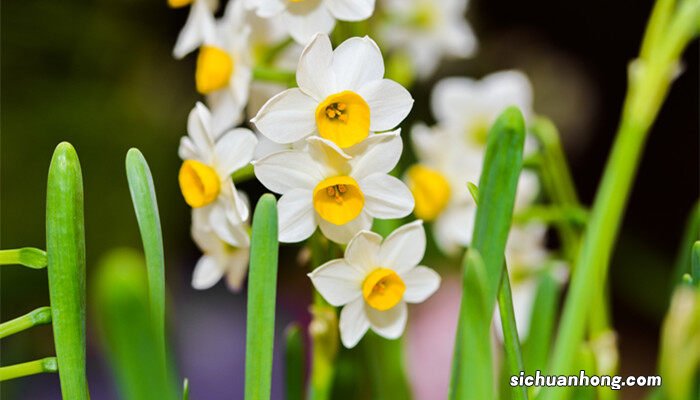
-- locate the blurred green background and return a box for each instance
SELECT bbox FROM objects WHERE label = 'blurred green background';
[1,0,697,399]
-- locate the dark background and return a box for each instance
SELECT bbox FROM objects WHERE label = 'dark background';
[2,0,697,398]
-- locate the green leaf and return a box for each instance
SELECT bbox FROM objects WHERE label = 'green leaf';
[692,241,700,289]
[125,148,167,365]
[93,248,178,400]
[450,107,526,400]
[245,194,280,400]
[0,306,52,339]
[670,202,699,287]
[0,248,47,269]
[183,378,190,400]
[285,323,306,400]
[497,269,529,400]
[362,333,413,400]
[450,249,492,400]
[46,142,89,399]
[523,267,562,376]
[467,182,479,204]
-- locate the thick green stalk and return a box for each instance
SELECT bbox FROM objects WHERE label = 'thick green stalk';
[285,324,306,400]
[450,107,526,400]
[0,307,52,339]
[362,333,413,400]
[0,358,58,381]
[125,148,167,365]
[541,2,700,398]
[498,270,529,400]
[46,142,89,399]
[244,194,280,400]
[523,268,561,376]
[93,249,178,400]
[0,248,47,269]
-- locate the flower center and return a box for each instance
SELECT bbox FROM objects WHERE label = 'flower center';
[168,0,193,8]
[315,91,370,148]
[178,160,221,208]
[406,164,451,221]
[467,117,490,146]
[362,268,406,311]
[312,176,364,225]
[196,46,234,95]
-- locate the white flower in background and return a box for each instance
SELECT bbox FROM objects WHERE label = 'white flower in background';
[431,71,534,150]
[406,123,540,255]
[252,34,413,149]
[309,221,440,348]
[254,131,414,244]
[178,103,258,227]
[379,0,477,79]
[248,0,375,44]
[190,5,253,136]
[170,0,219,59]
[190,207,251,291]
[493,223,567,341]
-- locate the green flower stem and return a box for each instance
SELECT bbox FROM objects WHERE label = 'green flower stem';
[261,38,294,66]
[0,307,52,339]
[0,248,47,269]
[308,232,338,400]
[244,194,280,400]
[0,357,58,381]
[285,324,306,400]
[497,269,528,400]
[514,205,588,227]
[183,378,190,400]
[46,142,89,399]
[125,148,167,367]
[252,66,296,86]
[540,2,700,398]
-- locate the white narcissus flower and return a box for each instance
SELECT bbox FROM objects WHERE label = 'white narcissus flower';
[170,0,219,59]
[253,131,414,244]
[406,123,540,255]
[178,103,258,228]
[431,71,534,150]
[248,0,375,44]
[252,34,413,150]
[190,206,251,291]
[308,221,440,348]
[379,0,477,79]
[191,5,253,136]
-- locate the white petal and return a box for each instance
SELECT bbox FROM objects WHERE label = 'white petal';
[330,36,383,90]
[208,90,245,138]
[214,128,258,176]
[308,259,364,306]
[295,32,335,98]
[251,88,318,144]
[219,180,250,223]
[339,297,370,348]
[254,150,323,193]
[278,189,317,243]
[365,301,407,339]
[173,0,217,59]
[401,266,440,303]
[192,255,224,290]
[357,79,413,131]
[187,102,215,157]
[344,230,382,272]
[325,0,374,21]
[224,249,251,292]
[306,136,352,176]
[318,212,372,244]
[430,77,480,127]
[178,136,198,161]
[348,131,402,178]
[360,174,414,220]
[377,220,425,273]
[442,18,478,58]
[255,0,286,17]
[209,204,250,248]
[433,204,475,256]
